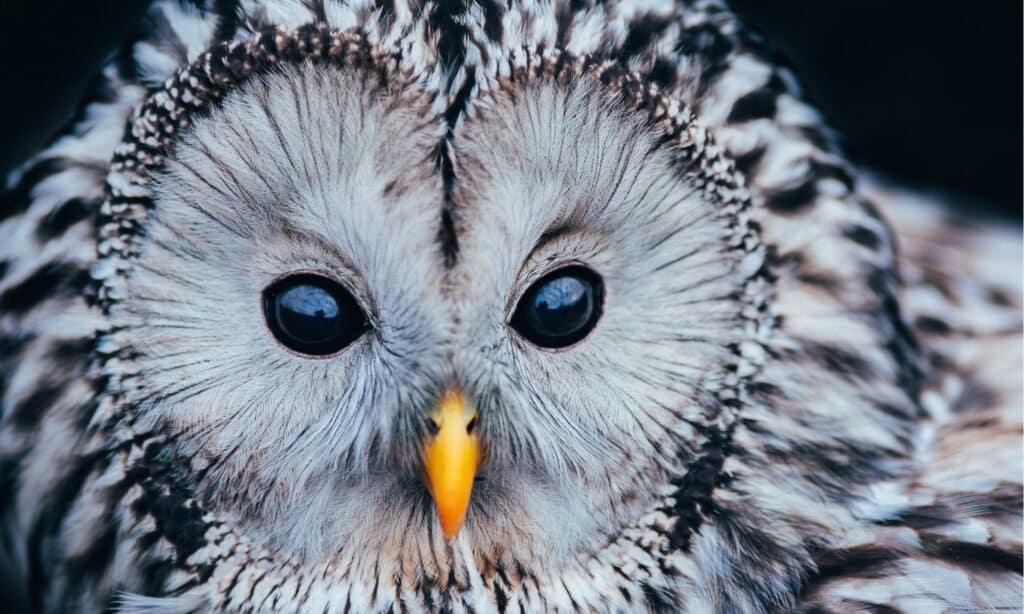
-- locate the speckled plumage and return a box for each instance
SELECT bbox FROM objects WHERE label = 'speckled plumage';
[0,1,1020,612]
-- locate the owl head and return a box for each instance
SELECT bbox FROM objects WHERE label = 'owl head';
[80,1,917,610]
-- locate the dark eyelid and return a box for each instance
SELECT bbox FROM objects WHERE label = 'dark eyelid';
[536,224,575,247]
[503,225,585,317]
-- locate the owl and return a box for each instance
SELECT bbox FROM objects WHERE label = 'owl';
[0,0,1020,612]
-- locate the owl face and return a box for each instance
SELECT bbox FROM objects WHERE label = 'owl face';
[103,31,758,586]
[13,1,1005,610]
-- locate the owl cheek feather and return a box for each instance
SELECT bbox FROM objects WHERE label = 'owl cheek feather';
[421,388,481,540]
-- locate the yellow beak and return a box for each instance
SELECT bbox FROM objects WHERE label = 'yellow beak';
[422,388,480,540]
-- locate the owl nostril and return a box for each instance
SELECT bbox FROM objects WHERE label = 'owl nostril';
[466,414,478,434]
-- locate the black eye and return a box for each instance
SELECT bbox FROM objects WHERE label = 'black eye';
[262,274,369,356]
[510,266,604,349]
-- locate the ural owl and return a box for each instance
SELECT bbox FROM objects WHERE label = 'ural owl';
[0,0,1020,612]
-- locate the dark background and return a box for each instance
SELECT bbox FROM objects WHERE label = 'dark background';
[0,1,1020,218]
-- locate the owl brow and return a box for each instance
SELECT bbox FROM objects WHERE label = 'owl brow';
[435,72,476,269]
[419,0,482,270]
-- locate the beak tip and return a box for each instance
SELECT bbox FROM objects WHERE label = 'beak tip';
[434,492,470,539]
[440,520,462,540]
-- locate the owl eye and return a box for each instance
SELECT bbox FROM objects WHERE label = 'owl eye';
[262,274,369,356]
[510,266,604,349]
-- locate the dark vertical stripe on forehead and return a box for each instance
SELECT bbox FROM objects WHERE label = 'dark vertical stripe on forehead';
[429,1,483,267]
[428,0,470,81]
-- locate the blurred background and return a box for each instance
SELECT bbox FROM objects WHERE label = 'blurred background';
[0,1,1020,219]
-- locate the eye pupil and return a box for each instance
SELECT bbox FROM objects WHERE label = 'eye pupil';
[275,285,340,342]
[532,277,591,334]
[263,274,368,356]
[511,266,603,349]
